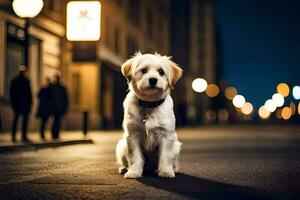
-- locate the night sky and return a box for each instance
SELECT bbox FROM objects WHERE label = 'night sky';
[214,0,300,108]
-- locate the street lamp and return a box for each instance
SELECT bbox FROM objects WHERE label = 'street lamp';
[12,0,44,67]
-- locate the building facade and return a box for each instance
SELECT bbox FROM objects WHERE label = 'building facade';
[0,0,67,131]
[66,0,171,129]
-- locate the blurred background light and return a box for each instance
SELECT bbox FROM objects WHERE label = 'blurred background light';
[276,83,290,97]
[241,102,253,115]
[217,109,229,122]
[292,86,300,100]
[12,0,44,18]
[290,102,296,115]
[264,99,276,112]
[205,110,217,121]
[192,78,207,93]
[298,102,300,115]
[258,106,270,119]
[232,95,246,108]
[276,108,282,119]
[272,93,284,107]
[281,107,292,120]
[225,86,237,100]
[205,84,220,97]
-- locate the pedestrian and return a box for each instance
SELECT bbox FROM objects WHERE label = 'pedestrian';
[50,73,68,140]
[9,66,32,142]
[36,77,52,140]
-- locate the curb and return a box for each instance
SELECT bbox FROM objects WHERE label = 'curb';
[0,139,93,153]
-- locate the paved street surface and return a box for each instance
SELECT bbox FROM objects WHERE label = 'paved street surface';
[0,125,300,200]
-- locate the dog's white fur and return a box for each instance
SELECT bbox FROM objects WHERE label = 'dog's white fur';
[116,52,183,178]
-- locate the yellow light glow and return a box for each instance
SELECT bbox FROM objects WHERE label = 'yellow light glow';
[298,102,300,115]
[272,93,284,107]
[225,87,237,100]
[232,95,246,108]
[281,107,292,120]
[277,83,290,97]
[218,109,229,121]
[241,102,253,115]
[205,84,219,97]
[264,99,276,112]
[192,78,207,93]
[67,1,101,41]
[290,102,296,115]
[12,0,44,18]
[258,106,270,119]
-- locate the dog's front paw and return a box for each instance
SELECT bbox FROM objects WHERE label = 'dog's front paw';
[124,170,142,179]
[158,170,175,178]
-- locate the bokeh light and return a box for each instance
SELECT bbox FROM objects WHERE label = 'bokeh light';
[258,106,271,119]
[292,86,300,100]
[192,78,207,93]
[281,107,292,120]
[272,93,284,107]
[276,108,282,119]
[290,102,296,115]
[205,110,216,121]
[241,102,253,115]
[276,83,290,97]
[205,84,220,97]
[232,95,246,108]
[218,109,229,122]
[298,102,300,116]
[225,87,237,100]
[264,99,276,112]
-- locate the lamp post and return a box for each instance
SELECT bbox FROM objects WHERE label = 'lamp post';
[12,0,44,67]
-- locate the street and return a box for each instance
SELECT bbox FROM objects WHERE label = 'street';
[0,125,300,200]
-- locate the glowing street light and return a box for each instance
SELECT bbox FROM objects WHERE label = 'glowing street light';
[12,0,44,67]
[205,84,219,97]
[67,1,101,41]
[192,78,207,93]
[225,87,237,100]
[272,93,284,107]
[281,107,292,120]
[12,0,44,18]
[292,86,300,100]
[232,95,246,108]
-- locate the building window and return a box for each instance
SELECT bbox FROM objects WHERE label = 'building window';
[72,73,81,105]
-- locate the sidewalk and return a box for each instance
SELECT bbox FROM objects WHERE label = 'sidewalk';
[0,131,93,153]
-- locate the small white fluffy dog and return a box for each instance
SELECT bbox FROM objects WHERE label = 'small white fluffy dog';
[116,52,183,178]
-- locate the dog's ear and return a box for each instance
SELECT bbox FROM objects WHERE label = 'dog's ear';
[168,59,183,89]
[121,58,134,82]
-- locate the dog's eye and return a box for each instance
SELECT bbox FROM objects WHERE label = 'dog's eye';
[158,68,165,76]
[141,68,148,74]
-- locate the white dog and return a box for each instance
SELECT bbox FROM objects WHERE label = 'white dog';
[116,52,183,179]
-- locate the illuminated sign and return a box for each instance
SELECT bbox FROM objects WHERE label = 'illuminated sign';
[67,1,101,41]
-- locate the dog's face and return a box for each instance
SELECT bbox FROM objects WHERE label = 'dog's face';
[121,52,183,102]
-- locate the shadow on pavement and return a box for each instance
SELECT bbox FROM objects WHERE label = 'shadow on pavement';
[138,173,274,200]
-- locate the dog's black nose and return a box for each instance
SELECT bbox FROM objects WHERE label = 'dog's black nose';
[149,78,158,86]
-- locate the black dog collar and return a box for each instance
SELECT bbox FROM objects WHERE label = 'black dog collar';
[138,98,165,108]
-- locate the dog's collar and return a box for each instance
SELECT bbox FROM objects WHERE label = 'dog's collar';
[138,98,165,108]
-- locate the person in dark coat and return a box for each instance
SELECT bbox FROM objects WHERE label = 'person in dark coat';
[50,73,68,139]
[9,66,32,142]
[36,77,52,140]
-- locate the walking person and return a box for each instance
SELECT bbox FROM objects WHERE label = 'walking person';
[9,66,32,142]
[36,77,52,140]
[50,73,68,140]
